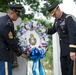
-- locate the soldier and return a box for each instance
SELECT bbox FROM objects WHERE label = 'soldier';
[0,4,27,75]
[46,2,76,75]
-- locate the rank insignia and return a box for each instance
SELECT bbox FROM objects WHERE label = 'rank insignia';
[8,31,13,39]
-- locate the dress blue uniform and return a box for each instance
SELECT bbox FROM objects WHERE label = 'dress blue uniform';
[0,4,23,75]
[47,2,76,75]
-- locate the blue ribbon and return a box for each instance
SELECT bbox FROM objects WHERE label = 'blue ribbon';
[38,60,44,75]
[30,47,44,75]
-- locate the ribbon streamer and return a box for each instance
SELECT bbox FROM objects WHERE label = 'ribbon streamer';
[32,59,44,75]
[30,47,44,75]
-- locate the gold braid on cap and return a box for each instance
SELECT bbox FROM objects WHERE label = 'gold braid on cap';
[16,9,22,11]
[50,6,59,16]
[69,45,76,48]
[13,9,22,11]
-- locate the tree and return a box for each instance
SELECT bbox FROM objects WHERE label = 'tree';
[0,0,62,19]
[1,0,76,19]
[0,0,14,12]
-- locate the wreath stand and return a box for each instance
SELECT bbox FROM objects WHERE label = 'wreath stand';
[73,58,76,75]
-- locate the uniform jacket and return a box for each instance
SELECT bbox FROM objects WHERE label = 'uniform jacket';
[0,15,22,61]
[48,12,76,56]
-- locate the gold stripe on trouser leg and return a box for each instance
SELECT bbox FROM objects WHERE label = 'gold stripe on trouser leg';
[73,58,76,75]
[5,62,8,75]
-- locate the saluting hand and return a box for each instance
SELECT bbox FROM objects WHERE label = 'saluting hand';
[70,52,76,60]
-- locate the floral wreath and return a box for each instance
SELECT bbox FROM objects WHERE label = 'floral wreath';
[16,20,49,75]
[16,20,49,60]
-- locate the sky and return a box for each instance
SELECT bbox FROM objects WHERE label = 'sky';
[60,0,76,16]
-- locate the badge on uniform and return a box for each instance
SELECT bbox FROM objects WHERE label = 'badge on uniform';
[8,31,13,39]
[60,19,65,26]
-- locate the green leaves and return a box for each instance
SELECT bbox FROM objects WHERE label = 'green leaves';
[0,0,63,19]
[0,0,14,12]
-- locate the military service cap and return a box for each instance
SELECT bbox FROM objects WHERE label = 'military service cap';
[8,4,24,16]
[48,2,59,16]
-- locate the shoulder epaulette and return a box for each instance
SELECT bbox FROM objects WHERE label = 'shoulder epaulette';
[66,14,76,22]
[66,14,71,18]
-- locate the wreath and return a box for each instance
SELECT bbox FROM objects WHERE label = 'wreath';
[16,20,49,75]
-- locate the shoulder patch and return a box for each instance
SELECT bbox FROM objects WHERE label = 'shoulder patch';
[8,31,13,39]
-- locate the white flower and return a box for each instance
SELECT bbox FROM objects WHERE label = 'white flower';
[26,25,30,29]
[41,29,46,33]
[41,38,46,43]
[45,38,49,42]
[18,36,23,40]
[38,28,42,32]
[17,32,21,37]
[21,34,26,39]
[22,28,26,33]
[33,22,37,28]
[38,27,46,33]
[20,41,25,46]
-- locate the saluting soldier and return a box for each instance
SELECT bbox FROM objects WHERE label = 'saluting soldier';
[0,4,27,75]
[46,2,76,75]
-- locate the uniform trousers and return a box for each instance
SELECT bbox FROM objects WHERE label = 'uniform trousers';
[0,61,12,75]
[60,54,74,75]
